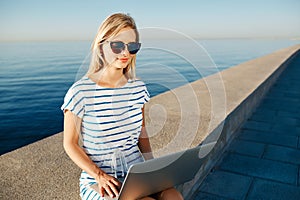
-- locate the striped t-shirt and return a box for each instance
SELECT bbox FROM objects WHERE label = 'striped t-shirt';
[61,76,150,184]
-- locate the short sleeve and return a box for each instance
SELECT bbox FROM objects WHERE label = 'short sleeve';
[61,86,85,118]
[143,84,150,104]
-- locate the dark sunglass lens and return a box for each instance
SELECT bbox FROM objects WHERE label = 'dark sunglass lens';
[128,42,141,54]
[110,42,125,54]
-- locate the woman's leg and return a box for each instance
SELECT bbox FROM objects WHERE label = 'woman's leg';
[139,197,156,200]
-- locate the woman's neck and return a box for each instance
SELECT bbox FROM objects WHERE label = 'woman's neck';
[91,67,128,88]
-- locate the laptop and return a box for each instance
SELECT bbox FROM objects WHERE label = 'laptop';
[92,145,207,200]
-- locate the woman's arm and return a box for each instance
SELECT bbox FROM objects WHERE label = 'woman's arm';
[63,110,121,197]
[138,106,154,160]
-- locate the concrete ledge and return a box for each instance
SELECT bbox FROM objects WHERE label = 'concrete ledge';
[0,132,81,199]
[174,45,300,199]
[1,44,299,199]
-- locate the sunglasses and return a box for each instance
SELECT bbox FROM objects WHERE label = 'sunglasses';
[108,41,141,55]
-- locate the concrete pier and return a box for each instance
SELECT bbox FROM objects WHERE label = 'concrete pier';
[194,46,300,200]
[1,44,299,199]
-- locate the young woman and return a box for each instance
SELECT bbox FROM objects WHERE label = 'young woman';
[61,13,183,200]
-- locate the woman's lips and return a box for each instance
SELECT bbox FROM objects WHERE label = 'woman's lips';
[118,58,129,63]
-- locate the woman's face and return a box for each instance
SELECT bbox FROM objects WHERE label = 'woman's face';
[102,27,137,69]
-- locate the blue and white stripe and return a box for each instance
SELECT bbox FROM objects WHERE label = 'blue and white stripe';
[61,76,150,199]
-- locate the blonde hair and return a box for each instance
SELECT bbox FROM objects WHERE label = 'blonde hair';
[86,13,139,80]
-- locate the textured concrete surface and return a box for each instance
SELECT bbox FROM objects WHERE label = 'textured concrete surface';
[194,49,300,200]
[1,44,300,199]
[0,133,81,200]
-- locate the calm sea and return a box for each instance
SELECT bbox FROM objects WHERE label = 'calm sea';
[0,39,299,155]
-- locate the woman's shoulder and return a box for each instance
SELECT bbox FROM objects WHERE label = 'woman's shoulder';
[65,76,95,93]
[69,76,95,91]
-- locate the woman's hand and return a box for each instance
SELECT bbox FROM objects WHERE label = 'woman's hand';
[96,171,122,198]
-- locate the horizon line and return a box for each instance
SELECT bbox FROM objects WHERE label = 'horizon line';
[0,36,299,43]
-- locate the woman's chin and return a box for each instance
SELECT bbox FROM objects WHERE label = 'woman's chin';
[115,62,129,69]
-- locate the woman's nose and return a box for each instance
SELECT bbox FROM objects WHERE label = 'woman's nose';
[121,46,130,56]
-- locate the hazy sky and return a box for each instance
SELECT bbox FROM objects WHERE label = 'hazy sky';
[1,0,299,41]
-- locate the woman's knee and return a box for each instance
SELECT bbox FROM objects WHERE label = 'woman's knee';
[158,188,183,200]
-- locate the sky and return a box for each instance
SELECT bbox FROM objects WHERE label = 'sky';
[0,0,300,41]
